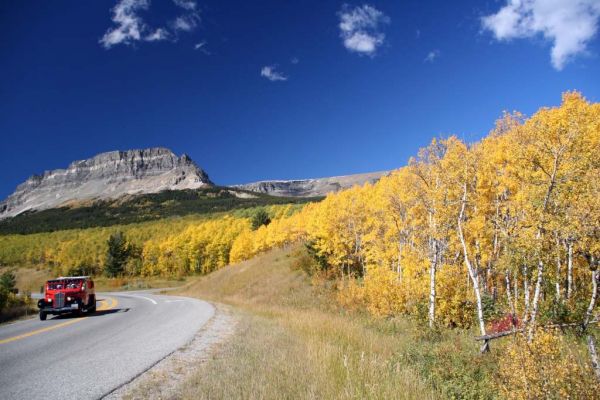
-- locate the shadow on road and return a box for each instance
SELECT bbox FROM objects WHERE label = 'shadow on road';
[50,308,130,320]
[86,308,130,317]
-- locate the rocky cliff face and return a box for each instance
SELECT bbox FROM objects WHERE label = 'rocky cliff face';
[233,171,388,198]
[0,148,213,219]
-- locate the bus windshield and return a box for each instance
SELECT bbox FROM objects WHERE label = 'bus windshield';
[47,279,83,290]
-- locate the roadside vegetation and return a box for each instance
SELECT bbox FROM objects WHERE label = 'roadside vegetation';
[0,270,34,323]
[177,245,598,399]
[177,246,441,399]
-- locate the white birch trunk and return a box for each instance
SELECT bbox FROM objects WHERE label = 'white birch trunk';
[555,235,562,301]
[428,240,438,328]
[514,275,518,313]
[584,269,598,330]
[523,265,531,323]
[567,239,574,300]
[587,335,600,384]
[506,270,516,316]
[528,259,544,342]
[457,185,487,339]
[397,240,403,281]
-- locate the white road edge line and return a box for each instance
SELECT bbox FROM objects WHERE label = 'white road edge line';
[135,296,158,305]
[117,294,158,305]
[165,300,185,303]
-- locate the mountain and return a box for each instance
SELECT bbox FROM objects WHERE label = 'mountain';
[0,147,389,224]
[0,148,212,219]
[233,171,389,197]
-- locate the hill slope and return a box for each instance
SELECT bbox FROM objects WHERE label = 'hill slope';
[168,247,439,399]
[0,187,315,234]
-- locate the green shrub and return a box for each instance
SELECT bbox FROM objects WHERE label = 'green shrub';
[290,248,320,276]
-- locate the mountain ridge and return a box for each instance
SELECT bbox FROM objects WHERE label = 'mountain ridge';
[0,147,390,220]
[233,170,388,197]
[0,148,212,219]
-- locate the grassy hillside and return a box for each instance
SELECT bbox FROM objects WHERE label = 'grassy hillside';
[0,187,318,234]
[165,246,501,400]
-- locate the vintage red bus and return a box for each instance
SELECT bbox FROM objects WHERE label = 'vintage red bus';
[37,276,96,320]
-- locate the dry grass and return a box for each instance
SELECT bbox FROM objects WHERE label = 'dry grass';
[177,246,439,400]
[94,276,188,292]
[0,266,52,295]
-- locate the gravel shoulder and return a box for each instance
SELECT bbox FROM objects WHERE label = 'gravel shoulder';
[104,304,237,400]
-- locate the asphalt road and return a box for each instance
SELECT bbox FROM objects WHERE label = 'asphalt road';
[0,291,214,400]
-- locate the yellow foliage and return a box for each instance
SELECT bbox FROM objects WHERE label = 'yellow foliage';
[230,231,256,264]
[497,330,598,399]
[336,278,365,311]
[363,265,404,317]
[436,264,475,328]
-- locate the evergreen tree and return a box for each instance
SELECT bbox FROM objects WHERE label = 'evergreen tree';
[105,232,129,277]
[251,209,271,230]
[0,271,16,293]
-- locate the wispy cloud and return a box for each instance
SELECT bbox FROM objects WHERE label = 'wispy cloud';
[481,0,600,70]
[291,57,300,64]
[100,0,150,49]
[338,4,390,56]
[261,65,288,82]
[172,14,199,32]
[173,0,197,11]
[100,0,201,49]
[194,40,210,54]
[424,49,440,63]
[146,28,169,42]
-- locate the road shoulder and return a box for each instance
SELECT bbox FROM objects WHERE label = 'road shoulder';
[103,303,237,400]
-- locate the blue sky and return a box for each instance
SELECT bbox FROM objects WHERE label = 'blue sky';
[1,0,599,199]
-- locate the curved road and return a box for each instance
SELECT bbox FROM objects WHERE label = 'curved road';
[0,291,214,399]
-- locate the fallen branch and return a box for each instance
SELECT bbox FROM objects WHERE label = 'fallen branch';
[475,328,523,341]
[474,319,600,341]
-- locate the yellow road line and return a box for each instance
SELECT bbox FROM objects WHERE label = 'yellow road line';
[0,296,117,345]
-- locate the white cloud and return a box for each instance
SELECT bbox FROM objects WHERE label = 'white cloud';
[194,41,210,54]
[261,65,288,82]
[291,57,299,64]
[173,0,197,11]
[173,14,199,32]
[146,28,169,42]
[482,0,600,70]
[100,0,149,49]
[424,49,440,63]
[100,0,200,49]
[338,4,390,56]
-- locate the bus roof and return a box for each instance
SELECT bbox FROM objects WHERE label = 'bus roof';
[50,276,91,280]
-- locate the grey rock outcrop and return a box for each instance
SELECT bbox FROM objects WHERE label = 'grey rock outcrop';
[233,171,388,198]
[0,148,213,219]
